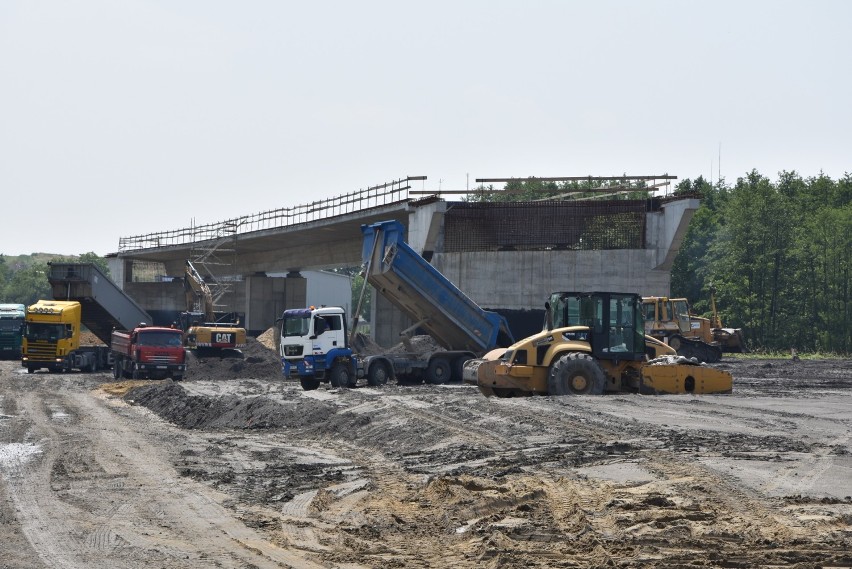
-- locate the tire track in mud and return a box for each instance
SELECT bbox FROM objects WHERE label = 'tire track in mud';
[5,374,327,569]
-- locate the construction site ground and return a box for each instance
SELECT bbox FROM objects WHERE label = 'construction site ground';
[0,338,850,568]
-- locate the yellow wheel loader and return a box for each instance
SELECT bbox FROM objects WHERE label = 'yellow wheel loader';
[463,292,732,397]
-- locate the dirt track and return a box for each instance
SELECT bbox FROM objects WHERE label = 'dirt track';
[1,342,851,568]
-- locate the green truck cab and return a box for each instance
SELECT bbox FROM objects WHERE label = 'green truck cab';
[0,303,25,359]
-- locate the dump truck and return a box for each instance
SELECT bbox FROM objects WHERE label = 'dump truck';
[280,220,515,390]
[463,291,733,397]
[180,260,246,354]
[111,324,187,380]
[0,303,26,359]
[642,296,723,363]
[22,300,112,373]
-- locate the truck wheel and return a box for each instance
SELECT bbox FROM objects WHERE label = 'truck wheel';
[300,377,321,391]
[27,366,35,374]
[367,361,390,386]
[548,353,606,395]
[330,364,354,388]
[426,358,452,385]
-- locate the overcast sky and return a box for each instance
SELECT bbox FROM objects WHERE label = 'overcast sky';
[1,1,849,256]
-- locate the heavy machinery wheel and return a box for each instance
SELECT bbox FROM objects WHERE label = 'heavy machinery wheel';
[548,352,606,395]
[172,375,183,382]
[300,377,321,391]
[112,359,122,380]
[367,361,390,386]
[27,366,35,374]
[426,358,452,385]
[329,363,355,388]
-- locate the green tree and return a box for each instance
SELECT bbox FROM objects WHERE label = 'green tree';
[5,263,51,306]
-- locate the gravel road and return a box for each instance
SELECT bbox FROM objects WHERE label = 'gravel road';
[1,343,850,568]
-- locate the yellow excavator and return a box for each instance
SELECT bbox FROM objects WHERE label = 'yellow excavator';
[179,260,246,355]
[463,291,732,397]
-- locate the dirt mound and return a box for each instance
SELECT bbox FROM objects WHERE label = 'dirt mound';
[353,333,442,355]
[184,337,281,381]
[79,331,106,346]
[125,382,340,430]
[255,327,278,351]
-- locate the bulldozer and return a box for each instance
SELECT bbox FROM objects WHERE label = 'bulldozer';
[179,260,246,355]
[463,291,732,397]
[642,296,723,363]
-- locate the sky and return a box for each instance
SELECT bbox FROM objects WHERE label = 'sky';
[1,0,850,256]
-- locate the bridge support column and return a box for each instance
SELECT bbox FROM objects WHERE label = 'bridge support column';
[243,272,307,336]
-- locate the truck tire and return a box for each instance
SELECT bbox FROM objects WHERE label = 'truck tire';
[426,358,452,385]
[548,352,606,396]
[27,366,35,374]
[330,363,354,388]
[300,377,321,391]
[367,361,390,386]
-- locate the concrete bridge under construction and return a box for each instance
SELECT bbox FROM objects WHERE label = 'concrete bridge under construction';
[106,175,697,346]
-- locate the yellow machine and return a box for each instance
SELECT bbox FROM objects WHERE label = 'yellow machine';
[709,286,746,352]
[21,300,110,373]
[642,296,723,362]
[180,261,246,353]
[463,292,732,397]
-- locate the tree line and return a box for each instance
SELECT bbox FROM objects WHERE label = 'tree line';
[0,253,109,307]
[671,171,851,354]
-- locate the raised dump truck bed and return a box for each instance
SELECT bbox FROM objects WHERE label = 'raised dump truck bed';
[361,220,514,353]
[47,263,152,345]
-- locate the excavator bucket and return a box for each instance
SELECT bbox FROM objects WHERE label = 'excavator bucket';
[640,357,732,394]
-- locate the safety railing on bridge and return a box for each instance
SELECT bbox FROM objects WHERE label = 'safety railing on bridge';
[118,176,425,252]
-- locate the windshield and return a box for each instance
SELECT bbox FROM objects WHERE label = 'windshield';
[0,319,23,332]
[25,323,66,341]
[137,331,183,347]
[551,294,603,331]
[282,316,311,337]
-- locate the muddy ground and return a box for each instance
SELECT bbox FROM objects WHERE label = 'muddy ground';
[0,340,850,568]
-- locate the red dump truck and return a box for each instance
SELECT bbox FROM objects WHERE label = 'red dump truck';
[111,324,187,380]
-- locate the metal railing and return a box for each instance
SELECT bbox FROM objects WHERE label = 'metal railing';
[118,176,424,252]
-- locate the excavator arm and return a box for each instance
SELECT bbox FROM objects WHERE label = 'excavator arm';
[183,261,215,321]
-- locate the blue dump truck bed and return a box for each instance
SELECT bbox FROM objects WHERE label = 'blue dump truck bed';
[361,220,514,354]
